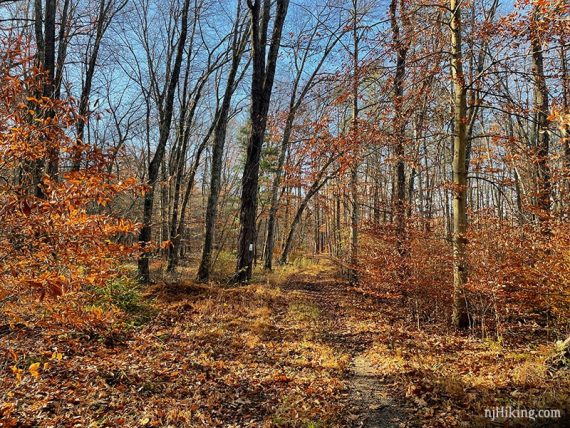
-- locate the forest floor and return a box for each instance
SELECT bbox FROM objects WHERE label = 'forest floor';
[1,259,568,427]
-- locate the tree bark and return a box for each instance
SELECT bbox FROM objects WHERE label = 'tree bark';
[138,0,190,283]
[264,110,294,270]
[560,39,570,209]
[235,0,289,282]
[530,5,551,231]
[348,0,359,284]
[390,0,410,264]
[197,10,248,281]
[450,0,469,329]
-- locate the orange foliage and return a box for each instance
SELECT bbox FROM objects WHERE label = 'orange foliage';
[0,39,140,299]
[360,216,570,337]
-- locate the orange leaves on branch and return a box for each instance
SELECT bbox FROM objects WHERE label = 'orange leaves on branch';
[0,38,140,299]
[160,240,173,249]
[549,107,570,131]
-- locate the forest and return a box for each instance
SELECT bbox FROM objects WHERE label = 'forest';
[0,0,569,426]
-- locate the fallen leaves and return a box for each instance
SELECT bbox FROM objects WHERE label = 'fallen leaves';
[28,362,40,378]
[1,263,568,427]
[0,269,351,427]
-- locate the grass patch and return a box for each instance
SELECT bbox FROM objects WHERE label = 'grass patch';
[288,302,320,323]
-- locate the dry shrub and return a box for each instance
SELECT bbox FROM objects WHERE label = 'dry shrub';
[466,217,570,336]
[360,215,570,337]
[360,217,452,325]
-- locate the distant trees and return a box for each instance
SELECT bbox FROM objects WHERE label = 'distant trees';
[2,0,568,330]
[278,129,346,265]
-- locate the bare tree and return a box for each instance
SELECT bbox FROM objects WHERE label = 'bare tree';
[263,4,344,270]
[138,0,191,283]
[72,0,128,171]
[196,2,249,281]
[234,0,289,282]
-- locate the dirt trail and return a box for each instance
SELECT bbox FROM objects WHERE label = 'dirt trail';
[350,354,404,427]
[279,267,407,427]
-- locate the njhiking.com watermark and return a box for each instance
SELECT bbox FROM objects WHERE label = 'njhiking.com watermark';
[484,406,562,422]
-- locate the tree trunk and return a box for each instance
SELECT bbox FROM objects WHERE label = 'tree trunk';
[32,0,57,194]
[197,15,247,281]
[263,14,341,270]
[44,0,57,179]
[138,0,190,283]
[348,0,359,284]
[235,0,289,282]
[167,50,211,273]
[561,40,570,212]
[390,0,410,264]
[530,5,551,232]
[450,0,469,329]
[264,113,293,270]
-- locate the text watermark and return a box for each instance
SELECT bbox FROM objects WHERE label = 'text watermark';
[484,406,562,421]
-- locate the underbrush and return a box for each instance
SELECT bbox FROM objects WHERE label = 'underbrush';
[358,218,570,425]
[88,276,156,326]
[360,216,570,341]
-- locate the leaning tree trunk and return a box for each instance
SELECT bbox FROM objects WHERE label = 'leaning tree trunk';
[264,113,294,270]
[167,66,209,273]
[280,177,330,265]
[197,20,247,281]
[263,12,341,270]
